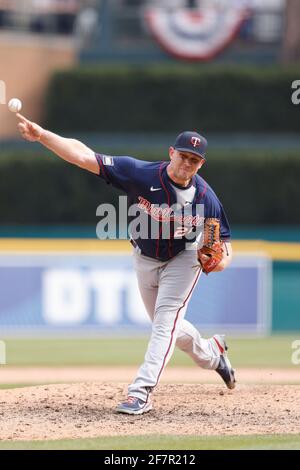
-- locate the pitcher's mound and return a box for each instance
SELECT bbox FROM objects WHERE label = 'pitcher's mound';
[0,382,299,441]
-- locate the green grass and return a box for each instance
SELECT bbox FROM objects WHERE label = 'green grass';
[0,383,46,389]
[1,335,300,368]
[0,434,299,450]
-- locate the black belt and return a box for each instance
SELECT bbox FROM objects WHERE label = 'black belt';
[130,239,138,249]
[130,239,152,258]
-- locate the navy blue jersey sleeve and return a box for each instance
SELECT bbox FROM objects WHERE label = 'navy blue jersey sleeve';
[203,188,231,241]
[95,153,136,193]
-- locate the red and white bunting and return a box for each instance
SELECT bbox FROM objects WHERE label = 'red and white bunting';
[144,4,249,61]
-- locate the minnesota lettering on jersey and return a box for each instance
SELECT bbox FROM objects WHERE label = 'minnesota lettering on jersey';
[137,196,203,227]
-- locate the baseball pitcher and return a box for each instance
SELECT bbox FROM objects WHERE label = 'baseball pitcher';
[16,113,235,415]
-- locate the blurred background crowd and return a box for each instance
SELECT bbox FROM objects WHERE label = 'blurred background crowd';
[0,0,97,41]
[0,0,298,58]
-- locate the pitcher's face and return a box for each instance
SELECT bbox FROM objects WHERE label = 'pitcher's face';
[168,147,205,184]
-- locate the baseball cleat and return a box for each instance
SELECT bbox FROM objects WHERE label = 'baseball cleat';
[213,335,236,390]
[116,396,153,415]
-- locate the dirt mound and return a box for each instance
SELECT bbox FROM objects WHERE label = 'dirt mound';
[0,382,299,441]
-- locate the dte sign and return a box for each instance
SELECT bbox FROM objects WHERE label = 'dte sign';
[42,269,149,326]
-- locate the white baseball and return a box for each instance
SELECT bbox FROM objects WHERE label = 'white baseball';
[8,98,22,113]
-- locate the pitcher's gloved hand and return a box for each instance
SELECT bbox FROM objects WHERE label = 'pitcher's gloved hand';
[198,241,224,274]
[197,218,223,274]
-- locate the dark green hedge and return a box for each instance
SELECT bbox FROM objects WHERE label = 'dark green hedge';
[0,151,120,224]
[0,149,299,224]
[45,65,300,133]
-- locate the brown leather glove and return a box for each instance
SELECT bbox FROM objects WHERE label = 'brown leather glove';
[197,218,224,274]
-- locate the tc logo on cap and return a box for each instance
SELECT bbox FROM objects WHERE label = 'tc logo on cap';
[191,136,201,147]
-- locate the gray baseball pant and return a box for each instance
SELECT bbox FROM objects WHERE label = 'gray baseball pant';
[128,248,221,402]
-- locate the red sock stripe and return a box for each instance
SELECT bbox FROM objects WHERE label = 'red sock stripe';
[213,336,225,354]
[154,268,201,388]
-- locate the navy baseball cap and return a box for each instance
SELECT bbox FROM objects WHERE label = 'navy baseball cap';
[174,131,208,160]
